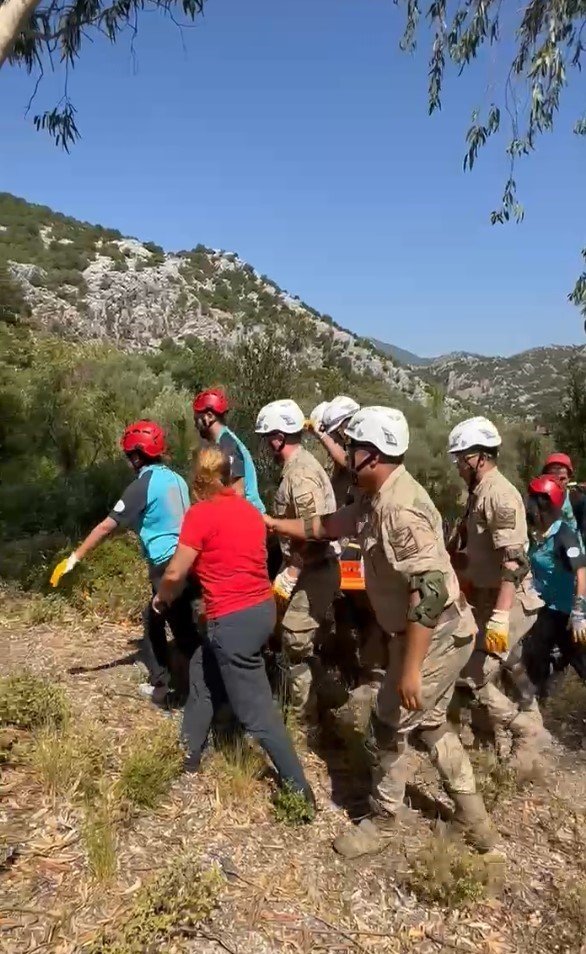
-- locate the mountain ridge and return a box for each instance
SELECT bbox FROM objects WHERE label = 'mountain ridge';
[0,191,450,411]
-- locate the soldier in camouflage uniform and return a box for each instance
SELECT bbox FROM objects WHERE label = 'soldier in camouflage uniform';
[265,406,495,857]
[255,399,341,722]
[447,417,550,768]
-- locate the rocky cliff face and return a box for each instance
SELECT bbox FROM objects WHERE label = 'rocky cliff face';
[414,346,585,420]
[1,192,448,409]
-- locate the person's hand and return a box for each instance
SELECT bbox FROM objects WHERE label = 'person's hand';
[570,597,586,645]
[50,552,79,588]
[484,609,509,655]
[398,666,423,711]
[272,568,297,603]
[152,593,166,615]
[263,514,276,532]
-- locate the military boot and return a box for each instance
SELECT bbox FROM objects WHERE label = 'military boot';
[449,792,498,853]
[333,806,418,860]
[509,710,552,776]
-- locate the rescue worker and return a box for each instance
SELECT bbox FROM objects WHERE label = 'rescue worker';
[313,395,360,507]
[311,395,387,712]
[265,406,495,857]
[50,421,199,702]
[521,475,586,698]
[193,388,265,513]
[541,453,579,533]
[254,399,341,722]
[447,417,550,767]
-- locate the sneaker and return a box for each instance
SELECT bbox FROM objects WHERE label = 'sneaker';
[138,682,169,705]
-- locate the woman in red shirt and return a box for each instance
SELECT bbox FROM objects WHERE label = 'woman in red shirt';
[155,445,313,805]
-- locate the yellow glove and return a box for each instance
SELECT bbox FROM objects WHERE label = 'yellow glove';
[273,568,297,603]
[50,553,79,588]
[484,609,509,655]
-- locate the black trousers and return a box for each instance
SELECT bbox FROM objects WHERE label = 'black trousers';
[143,562,200,686]
[181,598,309,794]
[521,606,586,697]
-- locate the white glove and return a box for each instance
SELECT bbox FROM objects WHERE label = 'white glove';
[570,596,586,645]
[273,568,298,602]
[50,552,79,588]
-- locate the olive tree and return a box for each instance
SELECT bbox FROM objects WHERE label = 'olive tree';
[0,0,205,147]
[397,0,586,317]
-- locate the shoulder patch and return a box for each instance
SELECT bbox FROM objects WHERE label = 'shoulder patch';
[112,499,125,513]
[388,526,419,562]
[294,491,316,517]
[567,546,581,559]
[493,506,516,530]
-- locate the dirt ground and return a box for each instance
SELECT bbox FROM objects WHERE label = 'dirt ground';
[1,597,586,954]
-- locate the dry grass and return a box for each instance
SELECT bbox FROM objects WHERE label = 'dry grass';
[29,720,109,798]
[116,720,184,810]
[549,876,586,950]
[400,836,489,907]
[206,733,266,807]
[0,669,69,729]
[86,853,223,953]
[82,792,118,882]
[473,749,520,812]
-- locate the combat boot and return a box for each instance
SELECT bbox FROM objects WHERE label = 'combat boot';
[449,792,497,852]
[333,806,418,860]
[509,710,552,776]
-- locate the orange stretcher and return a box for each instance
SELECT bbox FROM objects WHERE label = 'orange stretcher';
[339,541,366,592]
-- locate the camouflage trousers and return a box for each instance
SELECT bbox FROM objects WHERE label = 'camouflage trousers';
[281,559,341,711]
[370,603,478,817]
[459,590,543,728]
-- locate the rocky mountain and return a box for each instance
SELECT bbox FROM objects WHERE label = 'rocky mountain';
[414,346,585,421]
[369,338,432,367]
[371,334,585,422]
[0,192,444,410]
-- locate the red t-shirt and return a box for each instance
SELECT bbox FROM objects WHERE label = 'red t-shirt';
[179,488,272,619]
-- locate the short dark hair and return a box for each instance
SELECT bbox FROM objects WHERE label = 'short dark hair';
[467,444,499,460]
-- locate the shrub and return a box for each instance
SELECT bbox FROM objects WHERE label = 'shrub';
[273,782,315,826]
[0,671,69,729]
[117,721,184,810]
[87,854,223,953]
[58,537,147,621]
[400,837,489,907]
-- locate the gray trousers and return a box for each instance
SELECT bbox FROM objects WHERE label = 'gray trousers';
[181,598,309,794]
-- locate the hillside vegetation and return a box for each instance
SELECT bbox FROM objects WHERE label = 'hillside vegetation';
[0,192,435,406]
[416,347,586,421]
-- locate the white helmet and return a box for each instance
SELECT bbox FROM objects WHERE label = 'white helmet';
[448,416,502,458]
[345,406,409,456]
[322,395,360,434]
[255,399,306,435]
[309,400,329,431]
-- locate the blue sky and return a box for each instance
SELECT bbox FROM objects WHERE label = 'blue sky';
[1,0,584,356]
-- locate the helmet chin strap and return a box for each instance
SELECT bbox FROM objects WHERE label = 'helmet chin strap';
[348,445,377,484]
[465,451,486,489]
[271,431,286,457]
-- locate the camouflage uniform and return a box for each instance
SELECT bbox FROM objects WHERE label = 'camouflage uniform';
[330,466,480,818]
[458,468,547,747]
[275,447,340,713]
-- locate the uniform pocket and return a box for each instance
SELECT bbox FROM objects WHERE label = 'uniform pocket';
[517,578,543,613]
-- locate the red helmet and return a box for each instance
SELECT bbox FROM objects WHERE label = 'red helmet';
[121,420,167,458]
[528,475,565,510]
[192,388,229,416]
[543,452,574,475]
